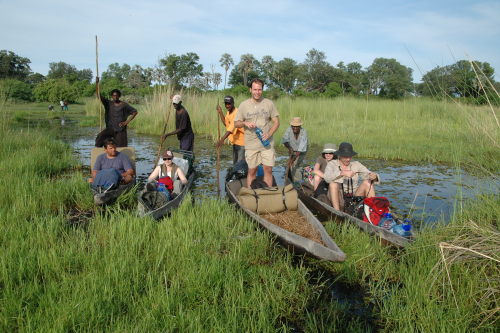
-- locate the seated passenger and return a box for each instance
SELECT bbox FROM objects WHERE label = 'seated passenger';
[88,138,134,186]
[324,142,380,211]
[313,143,338,191]
[148,150,188,189]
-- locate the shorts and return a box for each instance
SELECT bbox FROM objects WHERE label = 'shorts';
[245,146,276,169]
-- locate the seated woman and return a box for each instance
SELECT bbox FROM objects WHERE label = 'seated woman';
[313,143,338,191]
[148,150,187,192]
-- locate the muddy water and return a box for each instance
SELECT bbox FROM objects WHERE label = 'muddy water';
[55,123,494,225]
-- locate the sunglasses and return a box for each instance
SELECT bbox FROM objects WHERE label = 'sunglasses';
[163,158,172,161]
[325,153,334,155]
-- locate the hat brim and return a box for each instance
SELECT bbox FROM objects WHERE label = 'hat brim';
[334,150,358,157]
[290,122,303,126]
[322,149,336,154]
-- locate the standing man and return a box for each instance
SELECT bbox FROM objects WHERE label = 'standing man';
[94,77,138,147]
[282,117,308,182]
[59,100,64,111]
[216,95,245,164]
[234,78,280,188]
[161,95,194,152]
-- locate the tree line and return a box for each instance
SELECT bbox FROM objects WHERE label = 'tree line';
[1,49,498,104]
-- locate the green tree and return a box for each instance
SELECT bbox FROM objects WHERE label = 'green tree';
[0,79,33,101]
[261,55,274,85]
[366,58,413,98]
[101,63,131,83]
[0,50,32,81]
[125,65,151,89]
[219,53,234,90]
[33,79,78,103]
[26,73,46,85]
[300,48,339,92]
[159,52,203,87]
[271,58,299,93]
[324,82,343,98]
[240,54,256,87]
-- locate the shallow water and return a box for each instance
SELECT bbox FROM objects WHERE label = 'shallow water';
[56,123,496,225]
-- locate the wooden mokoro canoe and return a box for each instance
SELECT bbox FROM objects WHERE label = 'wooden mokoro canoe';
[92,179,136,205]
[225,180,346,262]
[290,181,412,248]
[138,148,195,220]
[90,147,137,206]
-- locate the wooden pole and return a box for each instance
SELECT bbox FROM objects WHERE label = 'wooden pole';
[217,98,220,197]
[96,36,102,131]
[153,86,174,170]
[284,156,292,187]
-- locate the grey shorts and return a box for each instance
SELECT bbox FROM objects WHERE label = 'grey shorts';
[232,144,245,165]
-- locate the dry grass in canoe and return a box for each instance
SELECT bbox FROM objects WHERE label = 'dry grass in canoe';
[260,210,326,246]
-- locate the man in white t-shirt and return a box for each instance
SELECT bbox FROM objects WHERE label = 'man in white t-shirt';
[59,100,64,111]
[234,78,280,188]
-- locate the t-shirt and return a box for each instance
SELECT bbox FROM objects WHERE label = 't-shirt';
[281,127,308,152]
[176,108,193,141]
[60,101,64,106]
[315,156,328,173]
[234,98,279,150]
[93,152,133,175]
[102,98,137,132]
[225,108,244,146]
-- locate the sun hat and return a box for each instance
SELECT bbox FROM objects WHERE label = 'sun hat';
[172,95,182,104]
[322,143,338,154]
[162,150,174,159]
[334,142,358,157]
[290,117,303,126]
[224,96,234,104]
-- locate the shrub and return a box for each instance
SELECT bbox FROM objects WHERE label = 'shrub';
[0,79,34,102]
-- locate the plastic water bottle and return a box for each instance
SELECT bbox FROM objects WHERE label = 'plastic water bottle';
[257,165,264,177]
[158,183,166,193]
[379,213,395,230]
[255,127,270,147]
[393,220,412,238]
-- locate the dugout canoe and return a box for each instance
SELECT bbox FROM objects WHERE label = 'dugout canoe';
[138,148,195,220]
[90,147,137,206]
[290,181,412,248]
[225,179,346,262]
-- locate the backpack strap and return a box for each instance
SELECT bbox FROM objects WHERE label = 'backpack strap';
[281,187,288,211]
[252,190,259,213]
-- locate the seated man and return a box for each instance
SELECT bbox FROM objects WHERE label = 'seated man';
[282,117,308,182]
[324,142,380,210]
[88,138,134,187]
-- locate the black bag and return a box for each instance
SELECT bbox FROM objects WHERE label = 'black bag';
[250,179,268,189]
[139,191,170,212]
[314,179,329,198]
[341,177,365,217]
[225,160,248,182]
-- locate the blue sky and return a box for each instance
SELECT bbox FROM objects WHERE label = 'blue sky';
[1,0,499,83]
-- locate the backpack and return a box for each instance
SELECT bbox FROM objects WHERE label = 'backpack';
[139,191,170,212]
[314,179,329,198]
[361,197,390,226]
[157,176,173,193]
[250,179,268,189]
[226,160,248,182]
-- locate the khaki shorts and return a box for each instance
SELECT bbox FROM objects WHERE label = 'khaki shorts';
[245,147,276,169]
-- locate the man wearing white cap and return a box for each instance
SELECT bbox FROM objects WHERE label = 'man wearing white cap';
[161,95,194,152]
[282,117,308,182]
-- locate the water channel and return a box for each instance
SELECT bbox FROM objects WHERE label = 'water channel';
[54,121,494,226]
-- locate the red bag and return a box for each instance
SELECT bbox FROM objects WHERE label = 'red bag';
[362,197,390,226]
[157,176,173,193]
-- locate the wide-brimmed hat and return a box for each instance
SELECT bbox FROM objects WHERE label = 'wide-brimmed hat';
[334,142,358,157]
[162,150,174,159]
[172,95,182,104]
[290,117,303,126]
[322,143,338,154]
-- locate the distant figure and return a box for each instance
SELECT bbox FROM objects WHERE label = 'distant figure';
[88,138,134,185]
[282,117,308,182]
[161,95,194,152]
[324,142,380,210]
[234,78,280,188]
[59,100,64,111]
[94,77,138,148]
[216,95,245,164]
[64,100,68,111]
[48,105,55,111]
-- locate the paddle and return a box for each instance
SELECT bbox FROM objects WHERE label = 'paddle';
[95,36,102,131]
[217,98,220,197]
[153,87,174,170]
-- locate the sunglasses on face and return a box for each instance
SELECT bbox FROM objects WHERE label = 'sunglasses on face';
[163,158,172,161]
[325,153,334,155]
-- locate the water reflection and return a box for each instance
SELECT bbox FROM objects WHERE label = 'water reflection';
[58,125,495,225]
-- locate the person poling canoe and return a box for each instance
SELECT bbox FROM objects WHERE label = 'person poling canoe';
[324,142,380,211]
[281,117,308,183]
[161,95,194,152]
[216,95,245,165]
[94,82,138,148]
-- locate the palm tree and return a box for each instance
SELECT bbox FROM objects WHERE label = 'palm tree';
[240,54,256,87]
[261,55,274,84]
[219,53,234,90]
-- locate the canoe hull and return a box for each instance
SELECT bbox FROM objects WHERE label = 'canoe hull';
[226,181,346,262]
[92,179,136,206]
[291,182,412,248]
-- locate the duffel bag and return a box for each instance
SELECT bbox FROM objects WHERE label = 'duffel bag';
[238,184,298,214]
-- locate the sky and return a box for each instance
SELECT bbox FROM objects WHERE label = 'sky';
[1,0,499,84]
